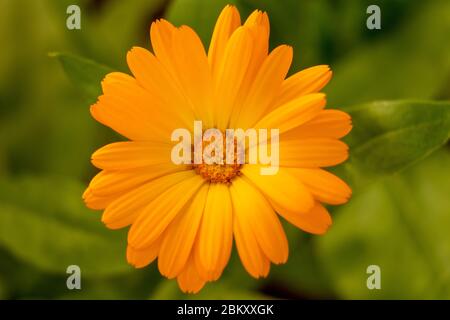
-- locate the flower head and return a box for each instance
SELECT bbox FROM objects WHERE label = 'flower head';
[83,5,352,293]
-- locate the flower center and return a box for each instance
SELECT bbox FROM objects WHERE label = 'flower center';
[193,162,241,184]
[192,131,242,184]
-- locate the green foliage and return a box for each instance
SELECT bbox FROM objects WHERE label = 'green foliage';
[269,230,334,298]
[341,100,450,189]
[327,0,450,106]
[317,150,450,299]
[0,176,131,277]
[50,52,113,104]
[0,0,449,300]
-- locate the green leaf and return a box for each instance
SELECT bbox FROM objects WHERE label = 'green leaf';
[316,150,450,299]
[50,52,113,104]
[340,100,450,189]
[327,0,450,106]
[0,176,131,277]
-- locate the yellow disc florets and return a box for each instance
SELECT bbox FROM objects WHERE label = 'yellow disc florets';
[192,132,242,184]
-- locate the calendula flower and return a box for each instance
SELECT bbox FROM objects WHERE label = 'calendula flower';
[83,5,352,293]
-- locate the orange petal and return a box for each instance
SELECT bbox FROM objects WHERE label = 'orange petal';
[177,254,206,294]
[128,175,204,249]
[241,165,314,214]
[290,168,352,205]
[244,10,270,36]
[82,187,115,210]
[102,170,196,230]
[232,200,270,277]
[208,5,241,78]
[150,19,177,71]
[171,26,214,127]
[127,239,161,268]
[230,177,288,264]
[213,26,253,130]
[234,45,293,128]
[254,93,326,134]
[158,184,209,279]
[87,165,189,197]
[91,141,174,171]
[279,202,332,235]
[126,47,195,129]
[228,11,270,127]
[92,72,185,141]
[242,10,270,73]
[194,183,233,281]
[282,109,352,140]
[279,138,349,168]
[275,65,332,108]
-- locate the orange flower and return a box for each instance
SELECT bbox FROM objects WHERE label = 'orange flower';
[83,5,352,293]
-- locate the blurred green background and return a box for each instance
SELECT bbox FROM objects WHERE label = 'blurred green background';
[1,0,450,299]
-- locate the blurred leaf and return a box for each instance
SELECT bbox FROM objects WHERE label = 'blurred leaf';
[50,52,113,104]
[0,247,160,299]
[327,0,450,106]
[2,94,100,180]
[93,0,166,63]
[0,1,106,179]
[0,176,131,277]
[340,100,450,189]
[151,280,268,300]
[46,0,165,68]
[317,150,450,299]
